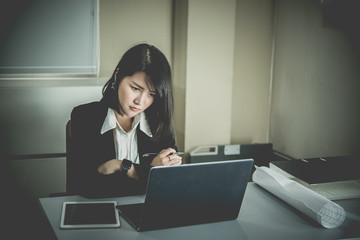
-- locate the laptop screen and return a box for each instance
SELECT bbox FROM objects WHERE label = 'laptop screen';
[118,159,254,231]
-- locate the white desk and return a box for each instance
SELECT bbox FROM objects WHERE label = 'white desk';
[39,183,360,240]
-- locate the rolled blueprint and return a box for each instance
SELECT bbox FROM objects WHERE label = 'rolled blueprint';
[252,166,346,228]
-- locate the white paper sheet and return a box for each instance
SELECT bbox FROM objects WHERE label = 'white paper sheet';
[252,166,346,228]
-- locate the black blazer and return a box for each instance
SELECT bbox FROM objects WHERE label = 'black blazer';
[69,99,176,198]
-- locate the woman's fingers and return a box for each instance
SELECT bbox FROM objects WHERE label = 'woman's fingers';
[151,148,182,166]
[158,148,176,158]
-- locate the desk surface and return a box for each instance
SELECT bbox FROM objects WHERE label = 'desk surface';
[39,183,360,240]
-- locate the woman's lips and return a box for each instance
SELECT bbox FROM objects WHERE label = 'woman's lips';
[130,106,140,112]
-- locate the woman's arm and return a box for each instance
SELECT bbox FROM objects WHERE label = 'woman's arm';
[97,159,139,180]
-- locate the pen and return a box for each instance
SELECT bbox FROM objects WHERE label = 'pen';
[142,152,184,157]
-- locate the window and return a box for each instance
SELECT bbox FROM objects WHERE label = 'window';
[0,0,98,76]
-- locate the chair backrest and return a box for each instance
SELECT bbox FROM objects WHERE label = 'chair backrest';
[65,120,74,194]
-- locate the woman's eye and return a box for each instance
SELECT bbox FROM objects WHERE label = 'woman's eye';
[132,86,140,91]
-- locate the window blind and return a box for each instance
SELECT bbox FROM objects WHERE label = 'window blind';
[0,0,98,76]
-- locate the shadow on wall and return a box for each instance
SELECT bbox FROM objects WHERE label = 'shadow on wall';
[1,162,55,239]
[321,0,360,58]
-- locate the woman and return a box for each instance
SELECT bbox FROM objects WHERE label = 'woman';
[69,43,182,197]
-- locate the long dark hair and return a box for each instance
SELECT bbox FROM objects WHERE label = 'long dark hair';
[102,43,174,141]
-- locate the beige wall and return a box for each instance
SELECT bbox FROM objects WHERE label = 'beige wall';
[270,0,360,158]
[173,0,274,159]
[99,0,274,158]
[172,0,188,152]
[8,0,360,201]
[183,0,237,154]
[231,0,274,144]
[99,0,173,80]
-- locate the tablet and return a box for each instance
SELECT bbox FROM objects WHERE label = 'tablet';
[60,201,120,229]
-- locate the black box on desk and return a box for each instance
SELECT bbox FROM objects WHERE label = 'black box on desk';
[269,156,360,200]
[189,143,273,167]
[270,156,359,184]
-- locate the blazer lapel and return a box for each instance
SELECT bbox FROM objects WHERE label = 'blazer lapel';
[94,101,116,164]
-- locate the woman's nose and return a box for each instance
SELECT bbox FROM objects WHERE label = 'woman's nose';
[134,93,146,105]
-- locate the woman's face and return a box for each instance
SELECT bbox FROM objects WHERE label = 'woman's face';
[117,71,155,118]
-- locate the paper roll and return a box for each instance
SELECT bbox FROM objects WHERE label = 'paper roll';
[252,166,346,228]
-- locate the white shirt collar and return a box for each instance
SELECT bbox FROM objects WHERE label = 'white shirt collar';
[101,108,152,137]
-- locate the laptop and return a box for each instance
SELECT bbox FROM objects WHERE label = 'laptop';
[116,159,254,231]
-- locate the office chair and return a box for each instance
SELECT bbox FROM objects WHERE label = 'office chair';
[65,119,75,195]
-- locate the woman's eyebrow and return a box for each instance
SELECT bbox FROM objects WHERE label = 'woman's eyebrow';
[131,81,145,90]
[131,81,156,94]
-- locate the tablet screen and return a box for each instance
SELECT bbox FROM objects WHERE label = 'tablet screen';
[60,201,120,229]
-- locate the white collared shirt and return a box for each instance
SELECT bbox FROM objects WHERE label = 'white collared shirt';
[100,108,152,164]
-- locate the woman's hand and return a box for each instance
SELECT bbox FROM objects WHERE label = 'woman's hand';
[97,159,121,175]
[150,148,182,167]
[97,159,138,179]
